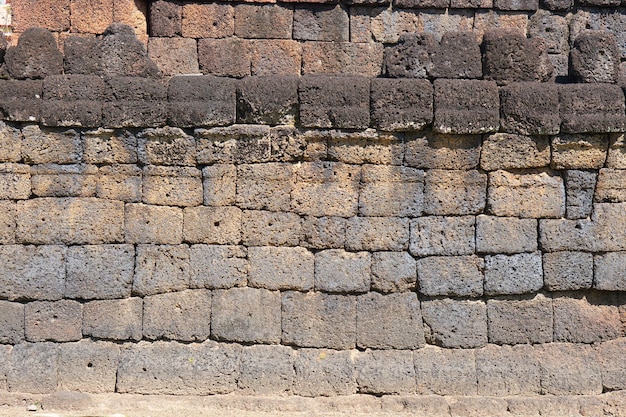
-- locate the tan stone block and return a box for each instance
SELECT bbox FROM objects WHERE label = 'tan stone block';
[236,163,293,211]
[538,343,602,395]
[182,3,234,38]
[249,246,314,291]
[12,0,70,32]
[31,164,97,197]
[17,197,124,244]
[22,125,81,164]
[97,164,142,202]
[302,41,383,76]
[195,125,270,164]
[0,163,30,200]
[607,133,626,168]
[183,206,242,245]
[250,40,302,76]
[345,217,409,251]
[405,133,481,170]
[359,165,423,217]
[142,166,203,207]
[143,289,211,342]
[138,127,196,166]
[0,201,15,244]
[0,122,21,163]
[190,245,248,289]
[83,128,138,164]
[414,346,477,395]
[83,298,142,341]
[424,170,487,215]
[476,215,538,254]
[551,134,609,169]
[476,344,541,395]
[70,0,113,34]
[474,11,528,42]
[202,164,236,206]
[488,169,565,218]
[480,133,550,171]
[421,10,474,41]
[327,130,404,165]
[58,340,120,393]
[369,7,422,44]
[595,169,626,203]
[148,37,199,76]
[553,293,622,343]
[125,203,183,244]
[114,0,149,42]
[134,244,190,296]
[25,300,82,342]
[242,210,301,246]
[301,216,346,249]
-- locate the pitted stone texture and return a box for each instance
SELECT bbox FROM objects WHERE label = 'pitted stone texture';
[487,294,553,344]
[31,164,97,198]
[608,133,626,168]
[282,291,356,349]
[301,216,346,249]
[488,170,565,218]
[242,210,301,247]
[250,40,302,76]
[117,341,240,395]
[315,249,370,293]
[125,204,182,245]
[182,206,241,245]
[190,245,247,289]
[8,342,58,394]
[0,201,15,245]
[22,126,81,165]
[433,79,499,134]
[58,340,120,393]
[424,170,486,215]
[565,170,596,219]
[17,198,124,245]
[553,293,622,343]
[133,244,190,296]
[142,166,202,208]
[195,125,271,164]
[41,75,104,128]
[476,345,541,395]
[551,134,608,169]
[248,246,314,291]
[595,252,626,291]
[237,76,298,125]
[357,292,424,349]
[356,350,416,395]
[370,78,433,132]
[83,128,137,164]
[529,10,569,54]
[63,36,104,76]
[202,164,235,207]
[559,84,626,133]
[371,252,416,293]
[293,4,348,41]
[0,301,24,344]
[500,82,560,135]
[326,130,403,165]
[430,31,482,79]
[198,38,250,78]
[0,163,31,200]
[476,216,538,254]
[99,24,160,77]
[595,169,626,203]
[148,37,199,76]
[238,345,294,395]
[0,245,66,301]
[598,339,626,391]
[417,255,484,297]
[384,33,436,78]
[97,164,142,203]
[571,31,620,83]
[137,127,195,166]
[543,251,593,291]
[299,76,370,129]
[294,349,356,396]
[422,299,488,348]
[482,29,553,84]
[167,76,235,128]
[345,217,409,251]
[539,343,602,395]
[5,28,63,79]
[484,252,543,295]
[414,346,477,395]
[359,166,423,217]
[405,133,481,170]
[236,4,293,39]
[181,3,234,38]
[143,289,211,342]
[211,287,281,344]
[410,216,475,257]
[302,42,382,76]
[102,77,167,128]
[236,163,293,212]
[0,122,22,163]
[82,298,142,341]
[25,300,82,342]
[66,244,134,300]
[150,0,182,36]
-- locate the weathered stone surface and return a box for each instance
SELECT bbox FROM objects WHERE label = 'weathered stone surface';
[197,38,251,78]
[595,252,626,291]
[430,31,482,78]
[237,76,298,125]
[102,77,166,128]
[410,216,475,257]
[149,37,199,76]
[167,76,235,128]
[371,252,416,293]
[359,166,422,217]
[405,133,481,170]
[421,299,488,348]
[294,349,356,396]
[528,10,568,54]
[202,164,236,206]
[142,166,202,207]
[25,300,82,342]
[83,128,137,164]
[211,287,281,344]
[500,82,560,135]
[571,31,620,83]
[487,294,553,344]
[66,244,134,300]
[539,343,602,395]
[301,216,346,249]
[414,346,477,395]
[17,198,124,245]
[476,215,537,254]
[250,40,302,76]
[125,203,183,245]
[551,134,608,169]
[607,133,626,168]
[12,0,70,32]
[58,340,119,393]
[293,4,348,41]
[82,298,142,341]
[143,289,211,342]
[150,0,182,36]
[282,291,356,349]
[0,245,66,301]
[99,24,160,77]
[370,78,432,131]
[481,134,550,171]
[0,301,24,344]
[559,84,626,133]
[0,163,31,200]
[345,217,409,251]
[565,170,596,219]
[598,338,626,391]
[476,345,541,395]
[117,341,240,395]
[63,36,104,76]
[314,249,370,293]
[22,125,81,164]
[0,122,22,163]
[181,3,234,38]
[553,293,622,343]
[488,170,565,218]
[238,345,294,395]
[242,210,301,247]
[357,292,424,349]
[235,4,293,39]
[543,251,593,291]
[133,244,190,296]
[195,125,271,164]
[384,33,436,78]
[424,170,487,215]
[236,163,292,211]
[182,206,241,245]
[433,79,499,134]
[0,201,15,245]
[356,350,416,395]
[5,28,63,79]
[302,42,382,76]
[248,246,314,291]
[595,169,626,203]
[96,164,142,203]
[417,255,484,297]
[299,76,370,129]
[8,342,58,393]
[326,130,403,165]
[190,245,248,289]
[484,252,543,295]
[40,75,104,127]
[137,127,196,166]
[31,164,97,198]
[482,29,553,84]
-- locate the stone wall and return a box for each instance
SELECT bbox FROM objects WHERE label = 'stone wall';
[1,0,626,401]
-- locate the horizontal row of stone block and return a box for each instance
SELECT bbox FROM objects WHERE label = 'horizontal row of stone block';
[1,75,625,133]
[3,338,626,396]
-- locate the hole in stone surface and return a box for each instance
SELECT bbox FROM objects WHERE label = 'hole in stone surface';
[87,362,93,368]
[214,221,220,227]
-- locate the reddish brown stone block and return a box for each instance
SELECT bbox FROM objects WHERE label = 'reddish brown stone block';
[70,0,114,34]
[182,3,234,38]
[12,0,70,32]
